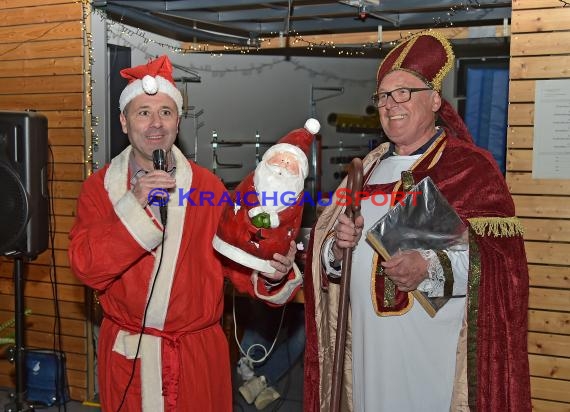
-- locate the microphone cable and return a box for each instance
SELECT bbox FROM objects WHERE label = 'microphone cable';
[47,144,68,411]
[152,149,168,227]
[116,225,166,412]
[232,290,286,366]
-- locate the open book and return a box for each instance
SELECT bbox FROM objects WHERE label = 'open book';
[366,177,468,317]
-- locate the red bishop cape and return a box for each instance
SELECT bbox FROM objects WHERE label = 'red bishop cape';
[303,130,531,411]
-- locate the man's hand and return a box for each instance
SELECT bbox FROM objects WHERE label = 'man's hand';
[262,240,297,282]
[381,250,429,292]
[131,170,176,207]
[332,214,364,262]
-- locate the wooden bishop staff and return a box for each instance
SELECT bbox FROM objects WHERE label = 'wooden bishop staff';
[330,157,363,412]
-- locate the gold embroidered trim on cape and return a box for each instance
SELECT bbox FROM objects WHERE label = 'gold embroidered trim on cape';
[371,253,413,316]
[466,228,481,409]
[468,217,524,238]
[385,132,446,195]
[369,132,447,317]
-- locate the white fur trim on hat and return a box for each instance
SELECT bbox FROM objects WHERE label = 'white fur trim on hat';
[262,143,309,179]
[119,75,183,115]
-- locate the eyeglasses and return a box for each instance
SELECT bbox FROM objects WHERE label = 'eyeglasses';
[371,87,433,108]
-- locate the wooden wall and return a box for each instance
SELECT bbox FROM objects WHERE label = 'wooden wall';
[0,0,90,401]
[510,0,570,410]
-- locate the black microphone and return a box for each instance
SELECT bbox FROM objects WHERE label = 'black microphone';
[152,149,168,226]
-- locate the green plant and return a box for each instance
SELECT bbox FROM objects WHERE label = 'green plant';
[0,309,32,346]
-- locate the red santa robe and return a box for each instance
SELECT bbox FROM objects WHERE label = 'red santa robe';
[69,145,300,412]
[303,131,531,411]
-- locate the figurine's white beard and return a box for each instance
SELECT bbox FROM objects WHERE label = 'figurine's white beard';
[253,162,304,213]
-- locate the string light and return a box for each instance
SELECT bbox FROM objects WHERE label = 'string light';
[92,8,215,54]
[106,29,374,87]
[80,0,95,173]
[69,0,568,168]
[91,2,497,57]
[83,0,518,167]
[82,1,519,102]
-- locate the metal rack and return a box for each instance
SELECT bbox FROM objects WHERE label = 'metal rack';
[211,130,276,188]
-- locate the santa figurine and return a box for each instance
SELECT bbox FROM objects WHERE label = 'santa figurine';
[213,118,320,276]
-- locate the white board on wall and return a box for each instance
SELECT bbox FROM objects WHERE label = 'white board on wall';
[533,79,570,179]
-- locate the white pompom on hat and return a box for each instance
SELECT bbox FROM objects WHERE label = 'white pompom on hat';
[119,55,183,115]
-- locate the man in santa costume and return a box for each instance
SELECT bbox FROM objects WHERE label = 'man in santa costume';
[213,119,319,300]
[68,55,299,412]
[304,32,531,411]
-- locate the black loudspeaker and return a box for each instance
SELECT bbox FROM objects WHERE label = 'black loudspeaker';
[0,110,49,259]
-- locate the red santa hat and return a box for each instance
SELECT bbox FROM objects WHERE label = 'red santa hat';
[377,31,473,143]
[262,118,319,178]
[119,55,183,115]
[212,118,320,274]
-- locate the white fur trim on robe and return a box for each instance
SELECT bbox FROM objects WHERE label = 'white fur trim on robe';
[106,145,193,411]
[113,330,164,412]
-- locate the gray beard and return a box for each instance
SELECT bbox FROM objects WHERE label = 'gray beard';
[253,162,304,213]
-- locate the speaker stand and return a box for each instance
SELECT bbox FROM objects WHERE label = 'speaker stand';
[4,257,33,412]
